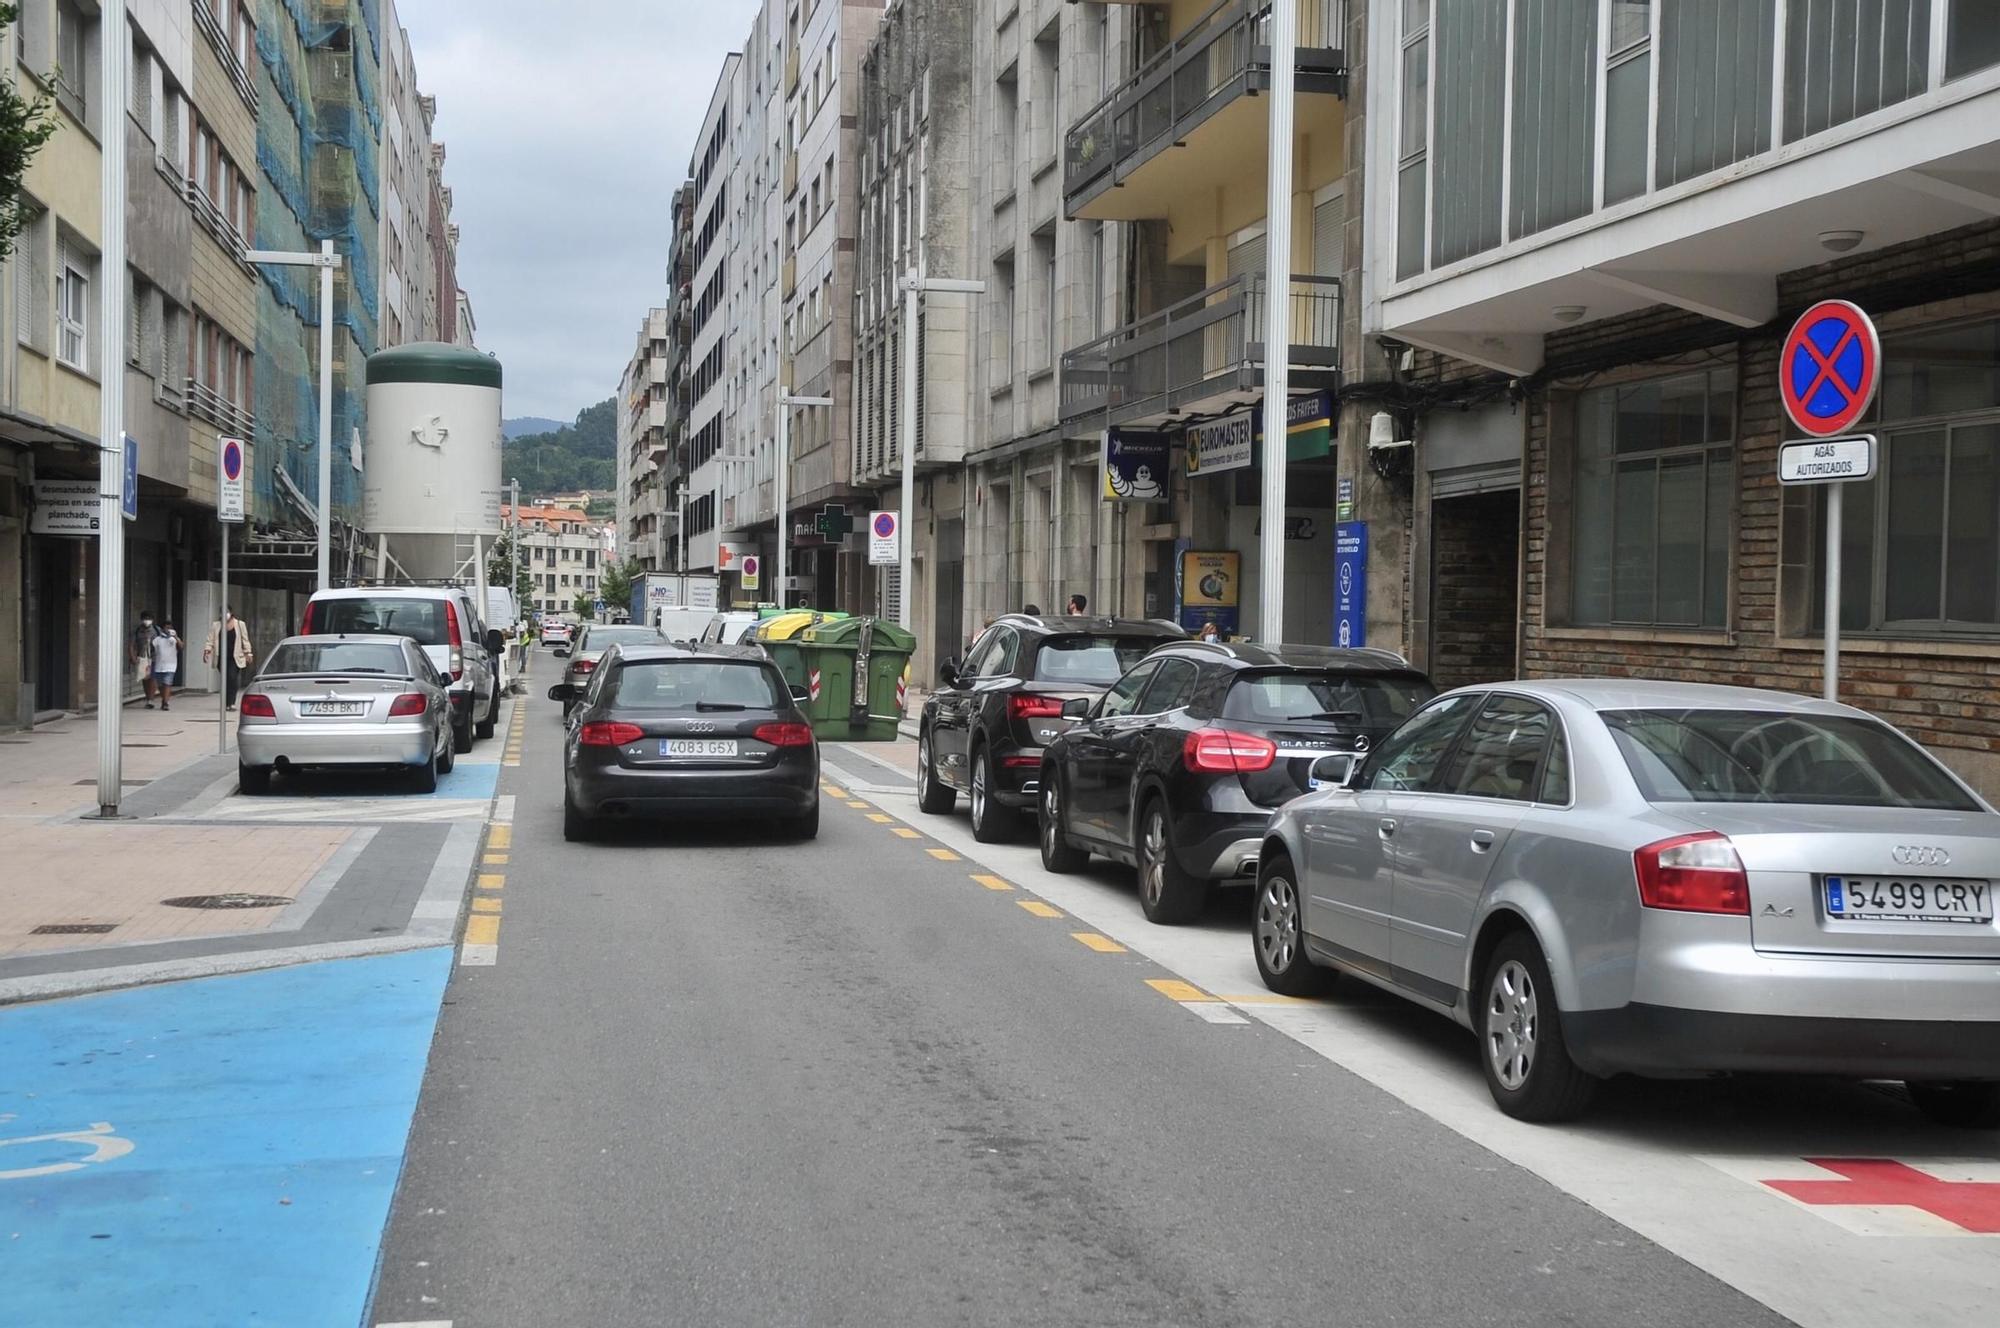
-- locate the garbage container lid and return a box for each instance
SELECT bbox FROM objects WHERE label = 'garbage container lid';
[800,616,917,650]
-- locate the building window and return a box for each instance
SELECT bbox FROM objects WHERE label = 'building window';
[14,203,47,353]
[1783,0,1928,142]
[1509,0,1597,237]
[54,0,92,120]
[56,237,91,372]
[1656,1,1774,188]
[1603,1,1652,204]
[1430,0,1504,265]
[1802,318,2000,637]
[992,256,1015,385]
[1947,0,2000,80]
[1570,367,1735,629]
[1396,1,1430,280]
[1037,232,1057,370]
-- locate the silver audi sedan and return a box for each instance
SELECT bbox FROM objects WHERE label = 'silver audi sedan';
[1252,680,2000,1127]
[237,635,455,795]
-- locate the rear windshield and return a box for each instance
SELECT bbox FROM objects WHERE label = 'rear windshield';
[1032,635,1174,685]
[581,626,663,650]
[1223,671,1436,726]
[608,661,785,710]
[314,597,450,646]
[264,641,411,676]
[1603,709,1981,811]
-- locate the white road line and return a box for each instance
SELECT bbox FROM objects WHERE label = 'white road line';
[377,1321,453,1327]
[815,753,2000,1328]
[493,794,515,824]
[456,944,496,968]
[1179,1001,1249,1025]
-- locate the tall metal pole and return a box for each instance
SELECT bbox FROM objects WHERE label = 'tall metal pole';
[217,523,229,755]
[775,390,789,610]
[94,0,130,817]
[317,239,336,591]
[899,274,919,631]
[510,478,520,619]
[1824,488,1843,701]
[1258,0,1297,644]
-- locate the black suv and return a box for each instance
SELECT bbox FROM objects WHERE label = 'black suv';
[1036,642,1436,923]
[917,614,1186,841]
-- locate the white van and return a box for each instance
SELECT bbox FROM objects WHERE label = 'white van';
[653,605,719,642]
[302,586,501,752]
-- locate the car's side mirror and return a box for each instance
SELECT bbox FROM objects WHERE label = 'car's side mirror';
[938,660,960,688]
[546,683,575,701]
[553,646,570,658]
[484,628,504,654]
[1062,696,1093,720]
[790,683,810,702]
[1311,753,1362,790]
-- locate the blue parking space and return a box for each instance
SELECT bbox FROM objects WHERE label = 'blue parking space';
[264,758,500,801]
[0,948,451,1328]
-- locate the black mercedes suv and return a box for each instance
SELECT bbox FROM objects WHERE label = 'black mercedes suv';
[916,614,1186,841]
[1036,641,1435,923]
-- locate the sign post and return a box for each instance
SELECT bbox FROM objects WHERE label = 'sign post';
[1778,299,1882,702]
[217,437,245,755]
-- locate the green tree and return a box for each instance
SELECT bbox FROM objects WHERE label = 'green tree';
[0,4,59,261]
[503,397,618,497]
[485,531,535,610]
[598,557,641,617]
[572,592,595,619]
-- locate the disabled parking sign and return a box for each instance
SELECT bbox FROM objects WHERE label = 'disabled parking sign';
[1780,300,1880,437]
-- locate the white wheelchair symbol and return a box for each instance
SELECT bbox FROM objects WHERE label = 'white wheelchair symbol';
[0,1122,136,1180]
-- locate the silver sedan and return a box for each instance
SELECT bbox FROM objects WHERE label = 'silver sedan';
[1252,680,2000,1127]
[237,635,455,795]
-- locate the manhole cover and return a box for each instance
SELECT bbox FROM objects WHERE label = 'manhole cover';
[31,923,118,935]
[160,894,293,910]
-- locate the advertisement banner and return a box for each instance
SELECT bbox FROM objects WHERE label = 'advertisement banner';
[1101,429,1170,502]
[1334,521,1368,648]
[1179,550,1241,635]
[1186,412,1254,476]
[29,480,101,536]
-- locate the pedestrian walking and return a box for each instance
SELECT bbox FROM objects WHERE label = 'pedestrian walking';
[1198,620,1223,643]
[149,621,182,711]
[204,606,255,709]
[1022,603,1043,615]
[1066,593,1087,616]
[132,610,160,706]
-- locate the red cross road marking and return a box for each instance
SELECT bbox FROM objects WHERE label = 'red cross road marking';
[1762,1159,2000,1234]
[1798,324,1861,414]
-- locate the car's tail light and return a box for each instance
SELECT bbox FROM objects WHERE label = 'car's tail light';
[1183,728,1277,774]
[1634,832,1750,915]
[238,693,276,718]
[754,722,814,748]
[1008,694,1066,721]
[300,603,316,634]
[578,722,645,747]
[387,693,427,717]
[444,599,464,681]
[572,658,596,674]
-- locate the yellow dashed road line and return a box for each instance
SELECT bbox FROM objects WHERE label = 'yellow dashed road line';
[471,896,503,914]
[477,873,505,890]
[464,914,501,946]
[926,848,961,861]
[847,800,870,808]
[822,784,848,799]
[1072,932,1127,954]
[1146,978,1213,1002]
[971,873,1013,891]
[892,827,922,839]
[866,812,894,824]
[487,825,512,849]
[482,853,509,865]
[1017,900,1063,919]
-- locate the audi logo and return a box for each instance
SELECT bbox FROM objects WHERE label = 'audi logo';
[1891,845,1951,868]
[686,721,716,734]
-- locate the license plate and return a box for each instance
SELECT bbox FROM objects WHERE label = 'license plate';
[299,701,366,717]
[659,739,737,758]
[1824,876,1993,924]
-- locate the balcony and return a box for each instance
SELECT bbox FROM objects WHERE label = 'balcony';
[786,44,800,97]
[187,377,255,439]
[1061,273,1340,431]
[1064,0,1346,225]
[193,0,258,114]
[781,253,797,300]
[783,149,799,198]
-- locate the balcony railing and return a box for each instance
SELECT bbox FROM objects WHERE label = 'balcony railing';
[193,0,258,114]
[1064,0,1345,207]
[1061,272,1340,426]
[187,377,255,438]
[186,177,248,265]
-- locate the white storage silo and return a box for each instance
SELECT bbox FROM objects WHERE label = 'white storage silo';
[362,343,504,584]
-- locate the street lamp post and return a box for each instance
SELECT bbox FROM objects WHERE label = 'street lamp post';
[775,388,831,610]
[92,0,130,817]
[1258,0,1297,644]
[246,242,344,591]
[897,272,984,632]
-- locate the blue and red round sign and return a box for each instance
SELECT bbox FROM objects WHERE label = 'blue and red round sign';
[872,512,897,539]
[1781,300,1880,437]
[221,437,243,481]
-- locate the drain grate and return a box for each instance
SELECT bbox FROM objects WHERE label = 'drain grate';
[32,923,118,935]
[160,894,293,910]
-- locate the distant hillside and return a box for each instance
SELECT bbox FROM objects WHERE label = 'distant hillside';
[503,416,564,440]
[503,399,617,495]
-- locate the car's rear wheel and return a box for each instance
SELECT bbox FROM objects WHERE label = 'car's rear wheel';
[476,687,497,739]
[792,801,821,840]
[1479,933,1597,1122]
[1136,800,1207,925]
[1908,1080,2000,1129]
[563,793,594,843]
[237,763,271,796]
[453,708,474,754]
[916,729,956,814]
[437,728,456,774]
[411,748,440,794]
[1039,773,1089,873]
[969,746,1019,843]
[1253,855,1333,996]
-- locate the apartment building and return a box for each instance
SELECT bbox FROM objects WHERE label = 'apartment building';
[617,306,672,572]
[683,54,741,584]
[659,183,693,570]
[1353,2,2000,797]
[380,8,440,347]
[504,502,605,619]
[852,0,978,682]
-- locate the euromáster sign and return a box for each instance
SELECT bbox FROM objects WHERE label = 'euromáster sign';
[1186,412,1255,476]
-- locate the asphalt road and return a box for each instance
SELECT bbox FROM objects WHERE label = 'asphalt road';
[370,683,1782,1327]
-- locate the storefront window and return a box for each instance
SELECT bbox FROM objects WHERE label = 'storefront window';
[1806,319,2000,638]
[1570,367,1735,629]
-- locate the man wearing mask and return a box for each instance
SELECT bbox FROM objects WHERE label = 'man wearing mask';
[204,606,255,709]
[132,610,161,707]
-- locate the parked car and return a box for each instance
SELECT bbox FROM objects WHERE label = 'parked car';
[1252,680,2000,1127]
[1037,642,1435,923]
[236,635,454,794]
[550,642,819,842]
[697,611,762,645]
[302,585,501,753]
[916,614,1185,842]
[542,620,574,648]
[555,623,667,715]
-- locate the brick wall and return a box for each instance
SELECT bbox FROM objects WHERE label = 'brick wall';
[1429,489,1519,690]
[1519,222,2000,793]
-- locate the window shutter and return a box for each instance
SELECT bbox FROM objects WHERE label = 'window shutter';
[1313,196,1344,278]
[126,268,140,366]
[883,565,903,622]
[1226,232,1266,281]
[13,221,35,344]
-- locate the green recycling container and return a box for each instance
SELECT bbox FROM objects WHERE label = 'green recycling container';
[794,616,917,741]
[745,611,841,694]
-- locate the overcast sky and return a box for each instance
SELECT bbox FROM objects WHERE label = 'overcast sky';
[396,0,759,422]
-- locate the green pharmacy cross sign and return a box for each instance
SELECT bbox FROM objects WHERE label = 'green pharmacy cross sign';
[814,505,855,539]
